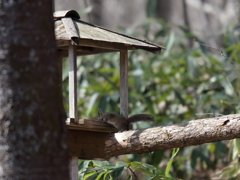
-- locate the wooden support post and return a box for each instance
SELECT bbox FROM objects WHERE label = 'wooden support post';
[120,50,128,118]
[70,157,78,180]
[68,42,78,122]
[68,42,78,180]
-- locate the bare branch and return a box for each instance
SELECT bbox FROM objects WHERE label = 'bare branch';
[127,165,139,180]
[105,114,240,158]
[196,113,224,117]
[194,39,235,64]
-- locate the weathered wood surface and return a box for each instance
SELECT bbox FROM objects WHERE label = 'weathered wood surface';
[58,46,117,56]
[68,43,79,180]
[67,119,118,132]
[61,18,79,45]
[68,43,78,123]
[69,157,78,180]
[120,50,128,118]
[57,38,129,51]
[104,114,240,158]
[56,39,161,55]
[68,130,108,159]
[54,18,165,54]
[54,10,80,19]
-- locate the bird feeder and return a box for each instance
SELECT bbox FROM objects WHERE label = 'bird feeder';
[54,10,165,160]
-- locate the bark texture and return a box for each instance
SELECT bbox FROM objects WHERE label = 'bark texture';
[0,1,69,179]
[105,114,240,158]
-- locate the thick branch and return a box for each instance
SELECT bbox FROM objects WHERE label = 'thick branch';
[105,114,240,158]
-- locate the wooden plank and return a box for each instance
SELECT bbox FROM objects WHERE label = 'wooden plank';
[56,39,129,51]
[56,39,161,54]
[68,129,107,159]
[68,43,78,123]
[58,45,117,57]
[120,50,128,117]
[70,118,115,126]
[56,37,128,48]
[62,18,79,45]
[55,18,165,54]
[55,18,165,50]
[79,39,128,51]
[67,119,118,132]
[74,19,164,49]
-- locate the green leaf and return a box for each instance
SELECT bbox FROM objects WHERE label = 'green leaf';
[165,148,179,177]
[110,166,124,180]
[208,143,216,153]
[62,58,69,81]
[86,173,99,180]
[92,160,109,167]
[134,168,155,176]
[98,96,108,112]
[86,92,99,116]
[190,150,198,169]
[126,175,132,180]
[151,151,164,166]
[78,160,90,173]
[142,163,156,171]
[115,161,127,168]
[95,171,105,180]
[78,174,84,180]
[150,175,160,180]
[163,32,175,57]
[83,171,96,180]
[129,161,142,168]
[103,170,111,180]
[150,175,175,180]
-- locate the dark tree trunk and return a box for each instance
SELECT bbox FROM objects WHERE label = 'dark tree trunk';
[0,1,69,179]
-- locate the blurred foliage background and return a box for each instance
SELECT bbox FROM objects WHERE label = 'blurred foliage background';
[61,1,240,180]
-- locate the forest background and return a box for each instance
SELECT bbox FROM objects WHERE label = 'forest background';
[55,0,240,179]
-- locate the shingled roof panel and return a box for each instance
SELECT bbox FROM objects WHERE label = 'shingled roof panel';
[54,10,165,55]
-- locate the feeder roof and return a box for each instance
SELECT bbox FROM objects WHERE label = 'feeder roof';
[54,10,165,56]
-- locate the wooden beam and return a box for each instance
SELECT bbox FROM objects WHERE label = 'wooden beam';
[58,46,117,57]
[68,119,118,132]
[56,39,162,54]
[68,42,78,122]
[61,17,80,45]
[120,50,128,117]
[68,43,78,180]
[57,39,129,51]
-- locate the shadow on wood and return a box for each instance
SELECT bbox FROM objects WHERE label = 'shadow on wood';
[68,129,109,159]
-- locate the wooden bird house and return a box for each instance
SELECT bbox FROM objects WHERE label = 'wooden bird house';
[54,10,165,160]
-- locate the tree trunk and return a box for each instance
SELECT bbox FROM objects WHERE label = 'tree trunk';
[105,114,240,158]
[0,1,69,179]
